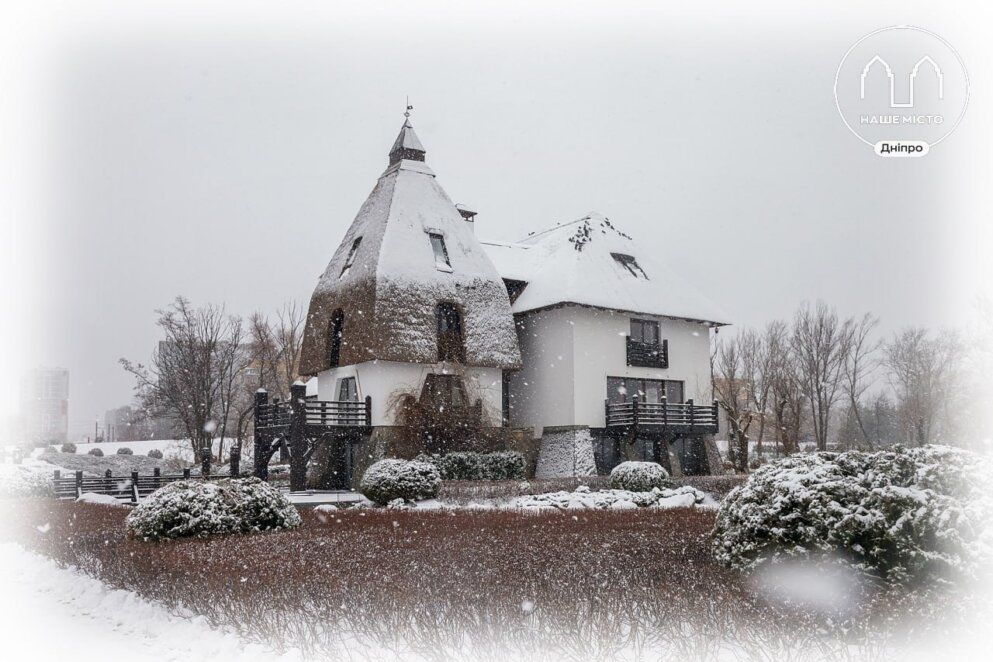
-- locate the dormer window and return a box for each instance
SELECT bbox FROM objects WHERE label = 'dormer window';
[611,252,648,279]
[429,233,452,271]
[340,237,362,278]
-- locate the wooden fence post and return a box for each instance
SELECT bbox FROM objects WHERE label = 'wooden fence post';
[75,470,83,499]
[686,398,694,431]
[130,471,139,503]
[200,446,211,477]
[712,400,720,434]
[288,382,308,492]
[229,444,241,478]
[183,468,191,480]
[153,467,161,490]
[253,389,270,481]
[364,395,372,427]
[104,469,112,495]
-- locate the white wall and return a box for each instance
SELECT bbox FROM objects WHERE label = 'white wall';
[506,307,576,435]
[510,305,715,435]
[317,360,503,427]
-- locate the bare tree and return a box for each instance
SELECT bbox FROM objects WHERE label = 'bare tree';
[765,321,805,455]
[883,327,963,446]
[713,333,757,473]
[842,313,880,449]
[121,297,244,471]
[791,301,854,451]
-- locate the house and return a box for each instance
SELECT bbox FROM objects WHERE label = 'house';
[285,114,728,489]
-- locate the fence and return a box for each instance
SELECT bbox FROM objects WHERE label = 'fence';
[52,468,198,503]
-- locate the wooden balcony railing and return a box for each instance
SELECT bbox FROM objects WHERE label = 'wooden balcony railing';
[626,338,668,368]
[255,396,372,430]
[605,395,718,434]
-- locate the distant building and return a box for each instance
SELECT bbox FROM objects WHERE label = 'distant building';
[20,367,70,444]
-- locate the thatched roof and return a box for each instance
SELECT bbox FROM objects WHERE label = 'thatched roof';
[299,120,522,375]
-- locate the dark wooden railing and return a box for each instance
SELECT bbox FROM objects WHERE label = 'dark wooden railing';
[626,338,668,368]
[605,396,718,433]
[255,396,371,430]
[52,468,199,502]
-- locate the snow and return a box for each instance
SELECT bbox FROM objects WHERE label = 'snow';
[0,543,303,662]
[511,485,714,511]
[77,492,127,507]
[482,212,729,324]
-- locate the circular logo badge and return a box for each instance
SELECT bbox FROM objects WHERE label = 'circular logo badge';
[834,26,969,155]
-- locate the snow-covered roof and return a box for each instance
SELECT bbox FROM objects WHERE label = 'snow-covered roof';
[300,119,522,375]
[389,118,425,156]
[481,213,730,325]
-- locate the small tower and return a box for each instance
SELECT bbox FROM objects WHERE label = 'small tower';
[299,112,521,464]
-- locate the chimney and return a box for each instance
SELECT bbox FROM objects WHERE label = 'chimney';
[455,204,477,231]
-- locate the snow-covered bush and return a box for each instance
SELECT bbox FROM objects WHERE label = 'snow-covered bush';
[610,461,669,492]
[126,477,301,541]
[360,459,441,505]
[712,445,993,585]
[0,464,53,498]
[147,449,163,459]
[88,447,104,456]
[515,485,708,510]
[61,443,76,454]
[116,447,134,455]
[417,451,526,481]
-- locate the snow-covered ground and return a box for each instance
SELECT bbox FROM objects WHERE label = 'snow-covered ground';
[0,543,302,662]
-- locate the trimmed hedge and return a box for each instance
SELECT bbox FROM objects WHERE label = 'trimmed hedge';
[712,445,993,585]
[417,451,526,481]
[148,449,164,459]
[61,443,77,454]
[126,477,301,541]
[610,461,670,492]
[360,459,441,505]
[116,447,134,455]
[88,448,104,456]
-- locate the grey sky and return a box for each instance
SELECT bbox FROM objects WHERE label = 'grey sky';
[3,2,990,438]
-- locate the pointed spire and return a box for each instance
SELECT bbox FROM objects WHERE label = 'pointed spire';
[388,102,426,165]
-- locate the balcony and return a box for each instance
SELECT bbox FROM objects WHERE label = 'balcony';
[255,396,371,433]
[605,396,718,435]
[627,338,668,368]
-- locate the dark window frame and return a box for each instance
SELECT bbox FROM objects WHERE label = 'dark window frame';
[436,302,465,362]
[429,233,451,269]
[327,309,345,368]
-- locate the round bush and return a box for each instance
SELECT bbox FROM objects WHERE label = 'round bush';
[88,447,104,456]
[610,461,669,492]
[360,459,441,505]
[712,445,993,585]
[116,447,134,455]
[147,449,164,459]
[0,465,53,498]
[126,477,301,541]
[60,443,77,454]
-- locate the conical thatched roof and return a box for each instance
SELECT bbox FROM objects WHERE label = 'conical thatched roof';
[299,120,522,376]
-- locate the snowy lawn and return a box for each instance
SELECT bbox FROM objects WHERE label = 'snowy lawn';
[3,498,989,661]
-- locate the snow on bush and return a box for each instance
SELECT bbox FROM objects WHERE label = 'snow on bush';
[77,492,126,507]
[609,461,670,492]
[116,447,134,455]
[61,443,76,454]
[514,484,709,511]
[712,445,993,585]
[360,459,441,506]
[126,477,301,541]
[0,464,54,498]
[88,448,104,456]
[417,451,526,481]
[147,449,163,459]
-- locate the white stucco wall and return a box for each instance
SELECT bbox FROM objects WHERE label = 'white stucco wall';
[316,361,503,427]
[505,307,577,434]
[510,305,715,435]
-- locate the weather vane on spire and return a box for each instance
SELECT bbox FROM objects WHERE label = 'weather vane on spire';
[404,96,413,119]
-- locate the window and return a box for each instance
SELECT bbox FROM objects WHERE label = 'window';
[421,374,468,410]
[630,319,660,344]
[429,233,451,270]
[339,237,362,278]
[336,377,357,401]
[607,377,683,404]
[611,252,648,279]
[436,302,465,362]
[327,309,344,368]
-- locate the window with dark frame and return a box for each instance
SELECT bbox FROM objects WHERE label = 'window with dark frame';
[339,237,362,278]
[630,319,660,344]
[607,377,684,404]
[421,373,468,409]
[327,309,344,368]
[436,302,465,362]
[627,318,666,367]
[429,233,451,269]
[611,252,648,279]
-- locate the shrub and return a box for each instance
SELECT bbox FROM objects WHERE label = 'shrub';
[610,461,669,492]
[61,443,77,454]
[88,448,104,456]
[417,451,526,481]
[126,477,301,541]
[360,459,441,505]
[148,449,164,459]
[116,447,134,455]
[0,465,53,498]
[712,445,993,585]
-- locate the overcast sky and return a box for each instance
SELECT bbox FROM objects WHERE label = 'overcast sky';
[2,2,990,438]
